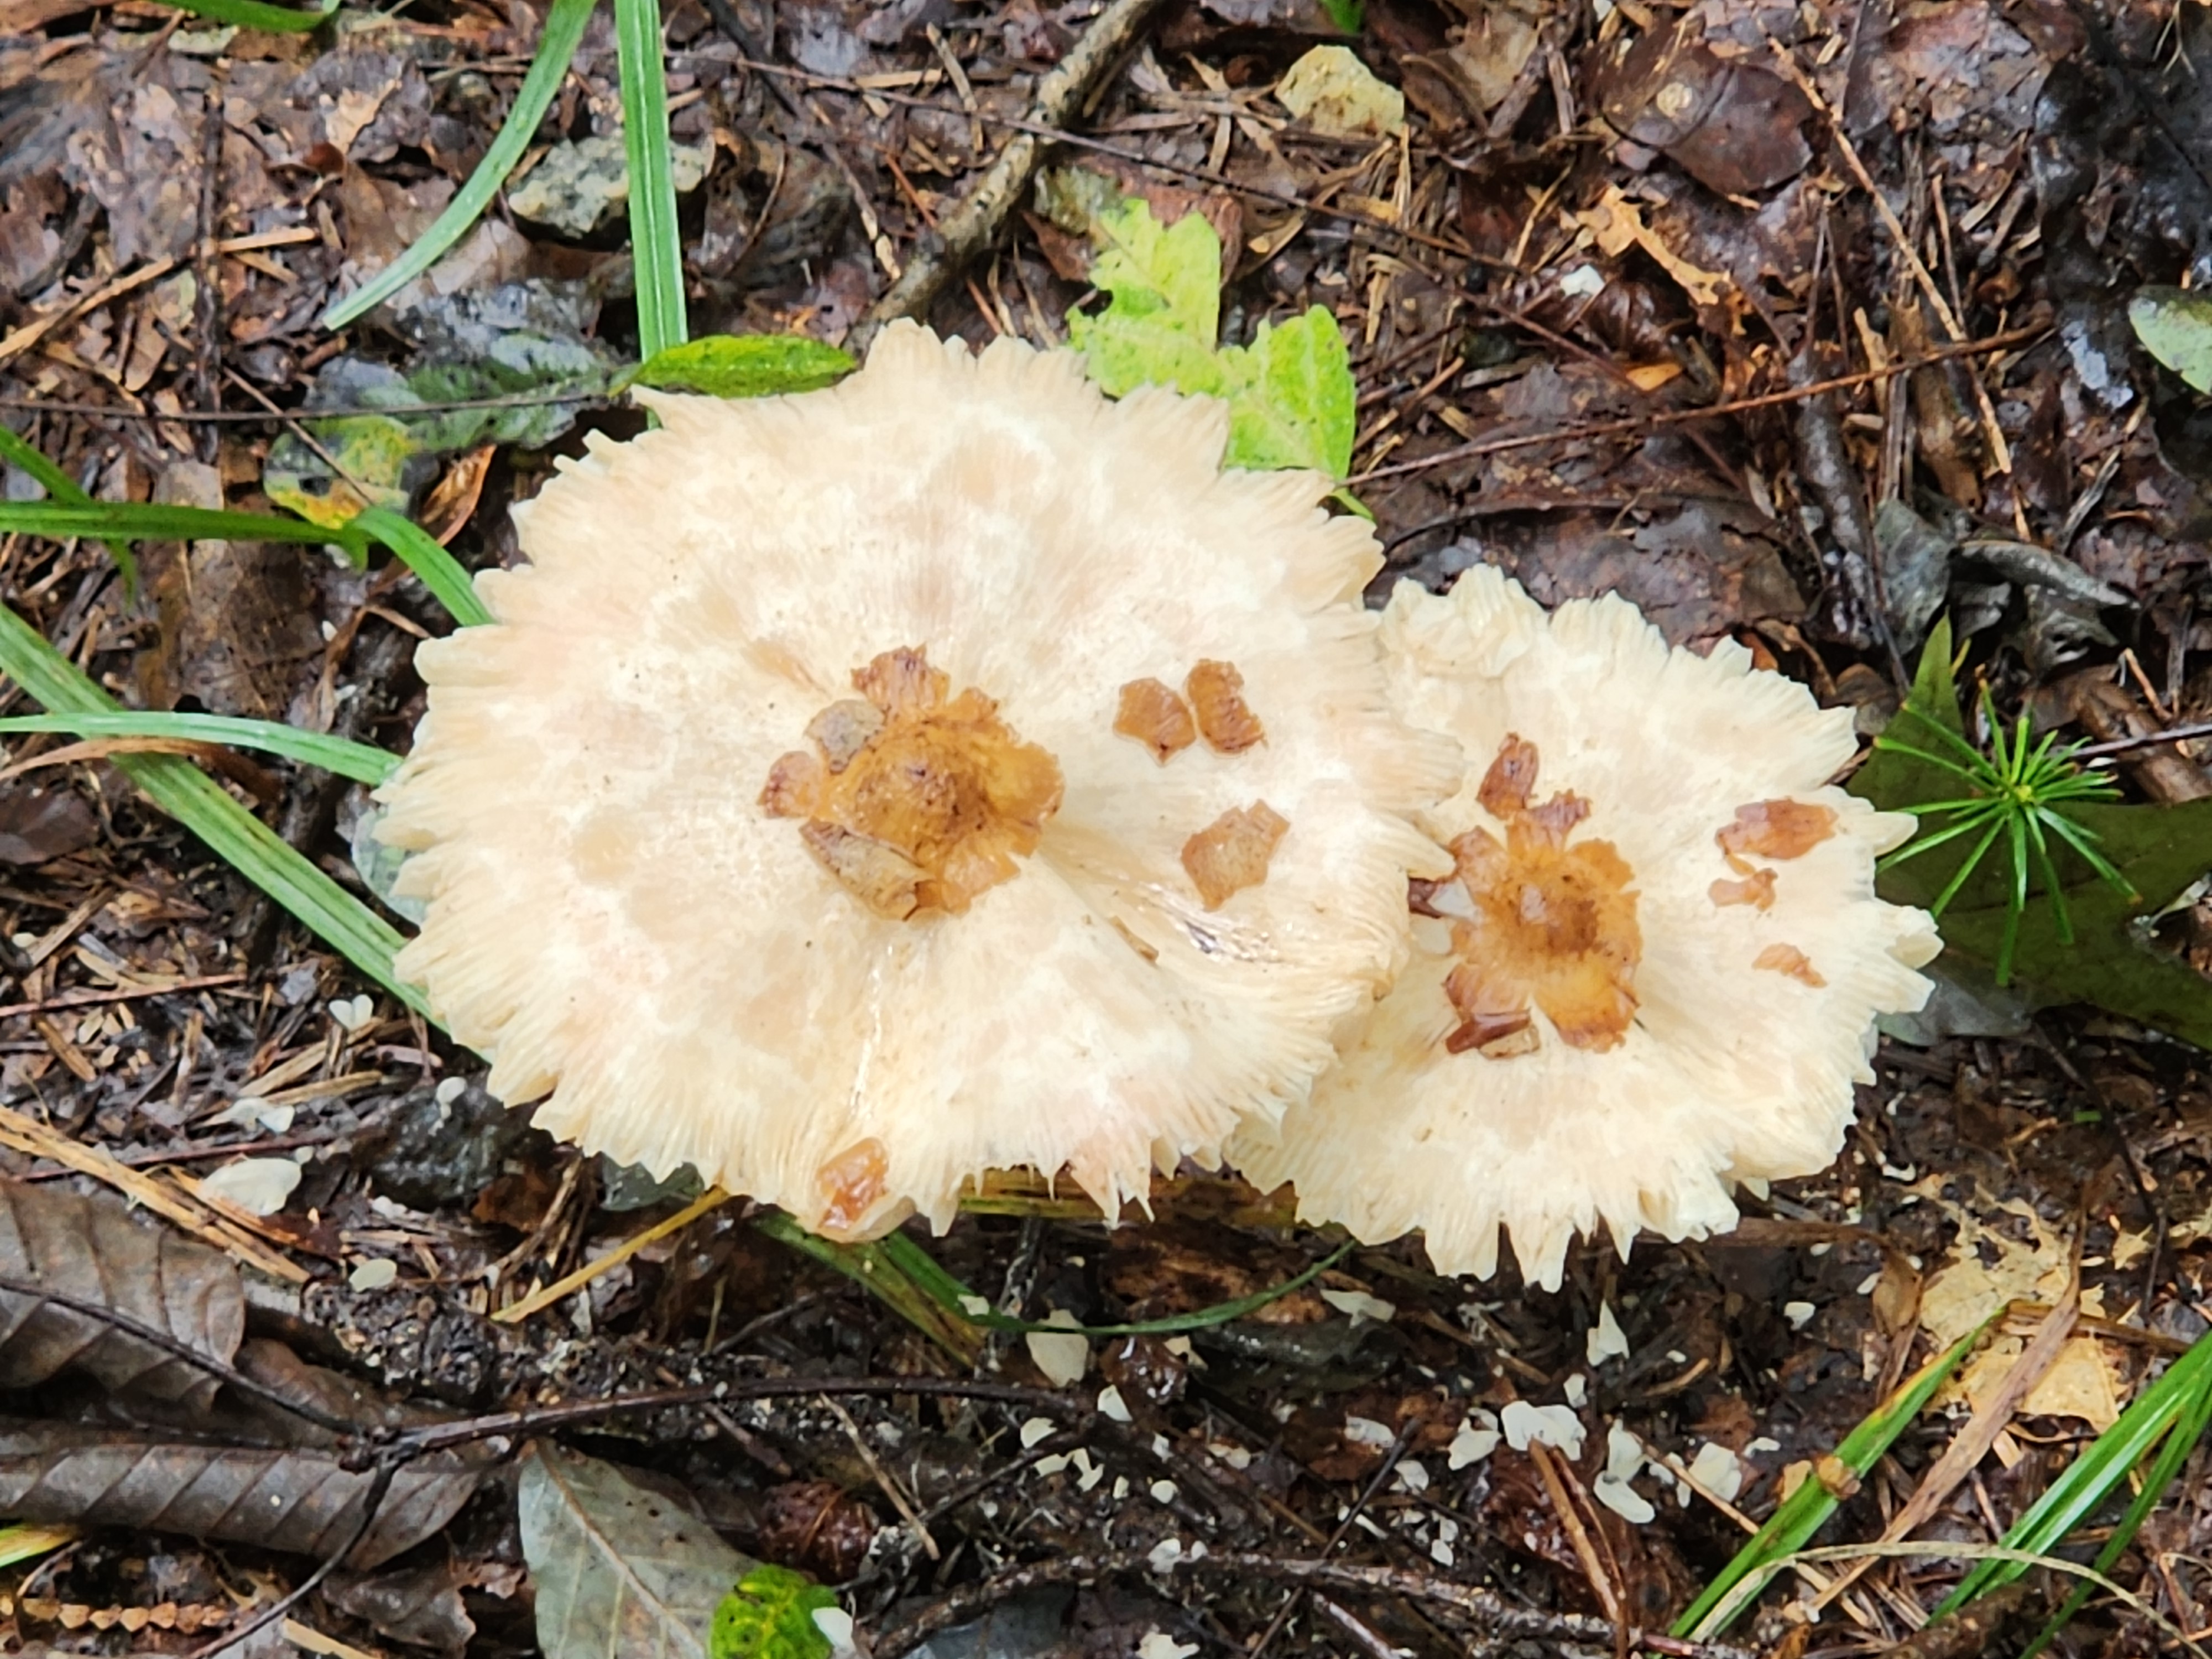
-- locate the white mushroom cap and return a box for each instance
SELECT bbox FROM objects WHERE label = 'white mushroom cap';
[377,324,1456,1238]
[1230,567,1938,1290]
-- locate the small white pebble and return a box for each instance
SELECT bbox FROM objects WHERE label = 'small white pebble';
[1436,1516,1459,1543]
[1113,1477,1130,1500]
[958,1295,991,1317]
[1025,1310,1089,1387]
[1747,1436,1782,1456]
[1563,1373,1588,1408]
[1604,1421,1644,1482]
[1430,1537,1455,1567]
[212,1097,293,1133]
[1559,262,1606,297]
[1809,1241,1833,1257]
[1447,1414,1500,1469]
[1077,1459,1105,1494]
[1152,1433,1172,1459]
[1149,1479,1178,1504]
[1032,1453,1069,1477]
[1019,1417,1056,1449]
[1164,1336,1192,1357]
[1855,1271,1883,1295]
[1882,1163,1917,1181]
[1207,1442,1251,1471]
[1097,1384,1132,1423]
[1500,1400,1586,1459]
[1587,1301,1630,1366]
[1593,1472,1656,1524]
[434,1076,467,1107]
[348,1258,398,1291]
[1393,1459,1429,1493]
[1319,1287,1396,1323]
[1343,1415,1396,1448]
[1137,1634,1197,1659]
[1147,1537,1183,1572]
[1688,1442,1746,1503]
[812,1607,857,1656]
[199,1157,300,1217]
[328,994,374,1032]
[1784,1301,1817,1330]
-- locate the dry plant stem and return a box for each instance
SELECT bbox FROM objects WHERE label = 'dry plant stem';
[492,1187,733,1323]
[854,0,1173,348]
[0,1272,360,1437]
[1353,323,2048,486]
[1811,1279,2081,1615]
[1763,35,2013,474]
[869,1548,1761,1659]
[1529,1438,1625,1629]
[1248,1426,1413,1659]
[182,1458,398,1659]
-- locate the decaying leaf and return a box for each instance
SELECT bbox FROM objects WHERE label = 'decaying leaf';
[0,1422,478,1569]
[1274,45,1405,138]
[2129,286,2212,393]
[1852,620,2212,1048]
[0,1178,244,1412]
[520,1443,758,1659]
[1068,197,1356,479]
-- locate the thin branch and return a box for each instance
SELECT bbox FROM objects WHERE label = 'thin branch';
[869,1548,1763,1659]
[852,0,1174,349]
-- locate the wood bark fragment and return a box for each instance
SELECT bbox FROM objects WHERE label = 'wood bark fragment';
[852,0,1172,351]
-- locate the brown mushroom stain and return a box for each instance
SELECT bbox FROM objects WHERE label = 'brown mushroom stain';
[1709,868,1778,910]
[762,646,1064,920]
[1754,942,1825,987]
[1716,799,1837,874]
[1182,801,1289,909]
[1114,677,1198,763]
[817,1137,890,1234]
[1186,660,1265,753]
[1439,735,1642,1057]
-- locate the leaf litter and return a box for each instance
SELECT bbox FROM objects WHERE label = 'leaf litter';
[2,0,2212,1652]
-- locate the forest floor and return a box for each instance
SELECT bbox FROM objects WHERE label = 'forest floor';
[0,0,2210,1655]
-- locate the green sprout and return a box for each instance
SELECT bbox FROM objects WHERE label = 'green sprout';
[1875,687,2135,986]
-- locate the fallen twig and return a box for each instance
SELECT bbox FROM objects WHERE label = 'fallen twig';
[869,1548,1763,1659]
[852,0,1172,349]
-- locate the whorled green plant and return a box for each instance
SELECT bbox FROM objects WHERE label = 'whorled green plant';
[1874,686,2133,986]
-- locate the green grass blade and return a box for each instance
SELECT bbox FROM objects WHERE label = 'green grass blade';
[2019,1334,2212,1657]
[319,0,595,329]
[0,603,425,1012]
[1927,818,2006,918]
[1934,1327,2212,1620]
[1871,736,1986,780]
[1676,1320,1991,1640]
[353,507,493,628]
[149,0,336,30]
[0,426,137,594]
[1883,706,1990,768]
[0,501,367,561]
[753,1211,982,1365]
[614,0,687,358]
[0,713,398,784]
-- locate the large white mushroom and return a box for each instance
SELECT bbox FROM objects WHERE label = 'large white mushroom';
[1231,567,1940,1290]
[374,324,1457,1239]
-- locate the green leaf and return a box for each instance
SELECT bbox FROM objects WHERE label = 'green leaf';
[1320,0,1363,29]
[519,1444,757,1659]
[1854,618,2212,1047]
[0,713,399,785]
[709,1566,836,1659]
[1066,196,1360,481]
[0,426,137,595]
[1066,199,1230,399]
[2129,286,2212,394]
[150,0,335,30]
[1223,307,1357,476]
[320,0,594,328]
[625,336,857,399]
[615,0,687,359]
[0,603,424,1011]
[1937,1327,2212,1621]
[0,501,367,562]
[353,507,493,629]
[1676,1319,1991,1639]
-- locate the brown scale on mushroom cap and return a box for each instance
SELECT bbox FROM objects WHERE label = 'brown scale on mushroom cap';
[761,645,1065,920]
[1441,734,1642,1056]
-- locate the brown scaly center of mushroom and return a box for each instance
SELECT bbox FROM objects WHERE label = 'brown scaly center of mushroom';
[760,646,1065,920]
[1421,734,1642,1058]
